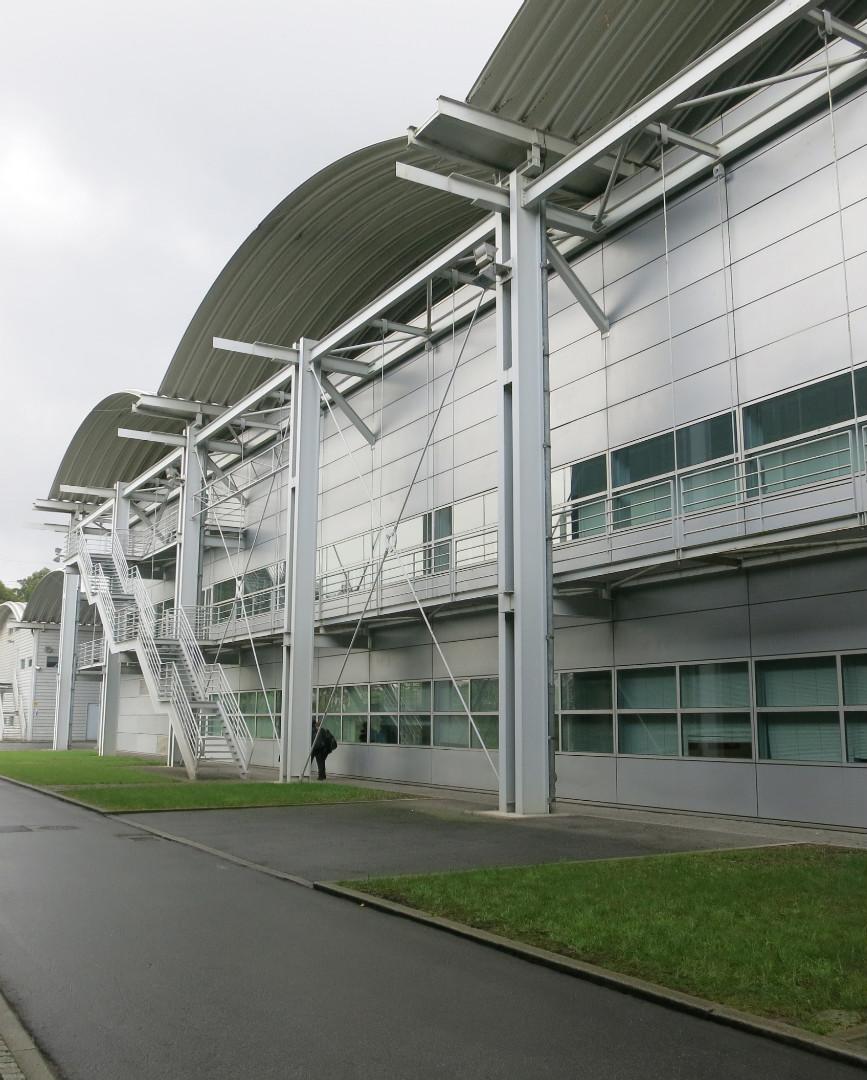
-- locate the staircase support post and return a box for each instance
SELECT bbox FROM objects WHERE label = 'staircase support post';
[281,344,321,781]
[98,482,129,757]
[176,424,205,612]
[53,567,80,750]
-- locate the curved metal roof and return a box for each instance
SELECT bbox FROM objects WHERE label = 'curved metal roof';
[48,391,183,501]
[0,602,26,631]
[22,571,96,625]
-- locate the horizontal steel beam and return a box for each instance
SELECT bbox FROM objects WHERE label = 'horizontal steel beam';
[433,95,580,159]
[118,428,241,457]
[33,499,92,514]
[123,449,183,498]
[319,355,371,377]
[59,484,116,499]
[320,374,376,446]
[212,337,299,366]
[372,318,430,339]
[646,121,720,158]
[134,394,223,417]
[523,0,818,205]
[544,204,599,239]
[806,7,867,48]
[196,350,296,447]
[396,162,509,214]
[546,240,609,336]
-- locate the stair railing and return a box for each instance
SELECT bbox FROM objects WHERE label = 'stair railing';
[167,661,200,763]
[205,664,254,770]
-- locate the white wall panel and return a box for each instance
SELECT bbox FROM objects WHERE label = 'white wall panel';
[736,314,852,402]
[670,316,731,381]
[733,264,848,355]
[731,215,843,309]
[550,370,607,426]
[673,361,733,426]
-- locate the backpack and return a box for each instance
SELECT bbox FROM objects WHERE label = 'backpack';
[323,728,338,754]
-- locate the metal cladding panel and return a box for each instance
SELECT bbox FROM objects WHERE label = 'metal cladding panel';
[749,590,867,655]
[613,606,751,666]
[454,455,497,501]
[606,257,668,321]
[747,551,867,603]
[433,637,497,679]
[669,271,728,337]
[315,651,371,685]
[671,316,731,381]
[606,299,670,367]
[607,384,673,447]
[848,251,867,309]
[673,362,734,426]
[549,302,599,352]
[555,753,617,803]
[453,417,497,468]
[550,334,604,389]
[367,645,431,682]
[551,410,608,466]
[552,623,614,670]
[666,181,722,250]
[550,371,606,426]
[431,748,497,792]
[736,315,852,403]
[843,199,867,259]
[604,214,666,286]
[731,216,844,309]
[839,145,867,209]
[606,342,671,407]
[728,165,839,261]
[851,305,867,362]
[733,264,849,355]
[616,572,749,617]
[756,764,867,827]
[616,757,759,816]
[668,226,725,294]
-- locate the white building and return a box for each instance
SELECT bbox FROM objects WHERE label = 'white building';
[35,0,867,827]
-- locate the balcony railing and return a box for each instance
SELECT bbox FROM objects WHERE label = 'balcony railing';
[77,636,106,670]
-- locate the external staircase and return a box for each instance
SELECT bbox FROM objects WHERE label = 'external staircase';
[73,529,253,778]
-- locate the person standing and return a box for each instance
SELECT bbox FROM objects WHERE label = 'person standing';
[311,717,338,781]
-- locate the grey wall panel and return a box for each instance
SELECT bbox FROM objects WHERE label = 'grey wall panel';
[555,753,617,803]
[433,638,497,680]
[430,748,497,792]
[550,409,608,466]
[453,352,497,404]
[607,383,673,447]
[550,334,604,389]
[606,343,670,407]
[832,85,867,158]
[728,164,838,262]
[756,764,866,827]
[731,215,843,309]
[604,212,665,284]
[549,250,603,316]
[362,745,435,786]
[733,264,848,356]
[673,361,733,426]
[605,255,668,322]
[725,114,833,218]
[670,316,731,382]
[453,417,497,468]
[453,454,497,502]
[250,740,279,768]
[382,354,429,409]
[550,370,607,426]
[613,606,750,665]
[736,314,852,404]
[378,415,433,469]
[377,482,430,526]
[747,551,867,604]
[850,303,867,365]
[847,251,867,311]
[431,435,454,475]
[368,644,431,682]
[432,468,455,510]
[669,270,728,337]
[553,623,614,669]
[549,299,598,352]
[617,571,747,619]
[451,386,497,434]
[838,143,867,210]
[616,757,758,816]
[315,649,371,685]
[666,179,720,250]
[668,225,725,293]
[749,591,867,656]
[843,198,867,259]
[607,296,670,365]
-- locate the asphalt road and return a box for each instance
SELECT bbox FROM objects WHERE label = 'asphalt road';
[0,780,861,1080]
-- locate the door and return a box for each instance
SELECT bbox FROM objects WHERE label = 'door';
[86,702,100,742]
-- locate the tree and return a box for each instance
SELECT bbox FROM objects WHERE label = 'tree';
[15,568,52,603]
[0,580,19,603]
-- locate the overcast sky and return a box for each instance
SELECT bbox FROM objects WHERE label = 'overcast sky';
[0,0,519,584]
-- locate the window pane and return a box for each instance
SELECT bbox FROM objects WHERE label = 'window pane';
[470,715,499,750]
[618,714,678,756]
[842,656,867,705]
[855,366,867,415]
[342,684,368,712]
[433,714,469,748]
[433,506,453,540]
[676,413,735,468]
[748,432,851,497]
[681,463,739,514]
[561,671,612,710]
[370,682,399,712]
[570,456,607,500]
[317,687,339,715]
[238,691,257,716]
[370,715,398,744]
[758,713,842,761]
[611,433,674,487]
[617,668,676,709]
[256,716,277,739]
[318,716,339,740]
[243,567,274,594]
[342,715,368,743]
[470,678,498,711]
[434,679,470,712]
[399,678,429,712]
[755,658,838,707]
[570,499,607,539]
[561,714,613,753]
[611,481,672,530]
[743,373,854,449]
[845,712,867,763]
[399,714,431,746]
[682,714,752,758]
[680,663,750,708]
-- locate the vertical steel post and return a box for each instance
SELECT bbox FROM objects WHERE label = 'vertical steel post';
[505,170,554,814]
[176,423,205,612]
[53,567,80,750]
[280,343,322,780]
[98,483,128,756]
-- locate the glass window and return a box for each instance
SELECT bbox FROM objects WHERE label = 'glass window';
[743,373,854,449]
[758,713,842,762]
[746,431,851,497]
[618,714,678,756]
[46,655,58,669]
[682,714,752,758]
[570,456,607,500]
[342,684,369,712]
[842,655,867,705]
[317,687,339,716]
[680,663,750,708]
[681,463,739,514]
[434,679,470,712]
[561,671,612,711]
[399,714,431,746]
[611,433,674,488]
[755,658,838,707]
[561,714,613,753]
[342,715,368,743]
[433,715,469,748]
[611,481,672,530]
[569,499,607,540]
[676,413,735,468]
[400,681,431,712]
[470,678,498,711]
[845,713,867,763]
[370,715,398,744]
[855,366,867,415]
[370,683,398,712]
[617,667,676,710]
[470,716,499,750]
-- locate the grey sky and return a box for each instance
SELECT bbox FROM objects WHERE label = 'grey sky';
[0,0,519,584]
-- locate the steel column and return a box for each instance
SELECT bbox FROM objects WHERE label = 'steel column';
[281,346,322,780]
[500,171,554,814]
[98,483,129,756]
[176,425,205,612]
[53,567,80,750]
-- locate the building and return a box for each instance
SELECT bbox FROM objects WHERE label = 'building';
[35,0,867,827]
[0,576,100,742]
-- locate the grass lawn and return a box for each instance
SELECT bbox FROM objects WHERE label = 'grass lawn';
[0,749,404,811]
[0,750,173,786]
[63,781,405,812]
[357,845,867,1036]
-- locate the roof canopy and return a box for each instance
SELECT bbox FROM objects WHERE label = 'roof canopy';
[22,571,96,626]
